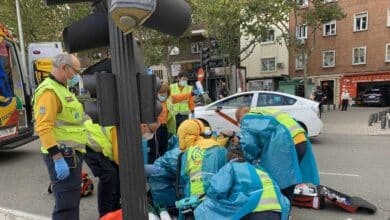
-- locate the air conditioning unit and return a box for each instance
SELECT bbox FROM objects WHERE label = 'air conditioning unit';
[277,62,284,69]
[297,38,306,46]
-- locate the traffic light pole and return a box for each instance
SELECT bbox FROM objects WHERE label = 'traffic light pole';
[108,4,147,219]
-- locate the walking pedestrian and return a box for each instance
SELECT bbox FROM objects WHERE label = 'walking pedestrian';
[341,89,351,111]
[313,86,326,118]
[33,53,85,220]
[218,82,229,99]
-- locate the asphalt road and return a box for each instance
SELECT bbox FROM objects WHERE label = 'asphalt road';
[0,107,389,220]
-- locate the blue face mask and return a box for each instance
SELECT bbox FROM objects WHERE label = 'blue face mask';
[179,80,187,87]
[158,94,168,102]
[67,74,81,87]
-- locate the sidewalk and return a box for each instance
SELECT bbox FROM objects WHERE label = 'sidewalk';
[320,106,390,136]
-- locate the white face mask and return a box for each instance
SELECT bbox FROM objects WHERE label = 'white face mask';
[179,80,188,87]
[142,132,154,141]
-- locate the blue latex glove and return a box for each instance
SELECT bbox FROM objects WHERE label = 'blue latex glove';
[144,164,162,176]
[54,157,70,180]
[191,89,202,96]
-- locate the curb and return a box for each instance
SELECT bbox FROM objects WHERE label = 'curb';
[0,207,50,220]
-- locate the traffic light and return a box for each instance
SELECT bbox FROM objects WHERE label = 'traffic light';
[110,0,191,36]
[201,47,210,67]
[137,74,162,124]
[81,58,118,126]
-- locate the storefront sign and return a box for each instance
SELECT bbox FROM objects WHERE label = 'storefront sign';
[340,72,390,100]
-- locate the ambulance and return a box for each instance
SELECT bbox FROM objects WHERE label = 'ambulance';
[0,24,37,149]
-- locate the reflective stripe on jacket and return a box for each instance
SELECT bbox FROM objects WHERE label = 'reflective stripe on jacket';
[84,119,114,161]
[186,146,206,196]
[252,168,282,212]
[170,83,192,115]
[249,108,305,139]
[33,77,86,153]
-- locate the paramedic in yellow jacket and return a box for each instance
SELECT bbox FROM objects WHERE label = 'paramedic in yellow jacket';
[33,53,85,220]
[84,119,120,217]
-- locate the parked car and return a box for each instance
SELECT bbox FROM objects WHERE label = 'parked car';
[194,91,323,137]
[361,88,389,106]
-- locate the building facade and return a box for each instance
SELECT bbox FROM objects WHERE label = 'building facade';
[241,24,289,92]
[290,0,390,106]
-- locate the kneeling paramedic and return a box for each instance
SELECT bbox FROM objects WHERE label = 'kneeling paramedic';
[195,150,290,220]
[236,107,320,201]
[84,119,121,217]
[33,53,86,220]
[176,119,227,217]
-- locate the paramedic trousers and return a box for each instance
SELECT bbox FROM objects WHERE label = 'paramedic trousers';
[242,211,281,220]
[84,147,121,217]
[176,114,189,130]
[43,152,83,220]
[281,141,307,201]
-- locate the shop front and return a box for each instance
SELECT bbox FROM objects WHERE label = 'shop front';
[340,72,390,106]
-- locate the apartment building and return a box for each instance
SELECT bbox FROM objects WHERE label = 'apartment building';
[241,24,289,91]
[290,0,390,105]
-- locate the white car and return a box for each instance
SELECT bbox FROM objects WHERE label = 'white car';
[194,91,323,137]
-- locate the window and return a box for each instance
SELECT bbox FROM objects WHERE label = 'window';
[323,50,335,67]
[354,12,368,32]
[168,46,179,55]
[295,54,304,70]
[190,42,203,53]
[386,44,390,62]
[323,20,336,36]
[257,93,297,107]
[261,29,275,43]
[261,57,276,72]
[387,9,390,27]
[352,47,366,65]
[296,25,307,39]
[297,0,308,7]
[210,94,253,110]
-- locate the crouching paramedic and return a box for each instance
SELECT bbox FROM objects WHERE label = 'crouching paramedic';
[195,150,290,220]
[236,107,320,201]
[84,119,121,217]
[33,53,86,220]
[177,119,227,201]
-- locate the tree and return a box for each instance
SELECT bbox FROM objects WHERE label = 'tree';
[135,27,191,82]
[245,0,346,97]
[190,0,271,66]
[0,0,90,51]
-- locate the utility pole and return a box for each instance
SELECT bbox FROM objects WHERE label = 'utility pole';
[15,0,26,73]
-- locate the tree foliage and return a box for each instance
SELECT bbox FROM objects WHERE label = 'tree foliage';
[0,0,90,49]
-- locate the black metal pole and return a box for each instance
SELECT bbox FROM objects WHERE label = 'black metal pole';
[108,1,147,219]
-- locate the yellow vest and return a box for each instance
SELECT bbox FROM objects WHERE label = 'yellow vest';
[170,83,192,115]
[84,119,114,161]
[33,77,87,153]
[165,97,177,134]
[186,146,206,197]
[253,168,282,212]
[249,108,305,138]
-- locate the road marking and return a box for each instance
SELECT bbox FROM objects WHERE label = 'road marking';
[319,171,360,177]
[0,206,50,220]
